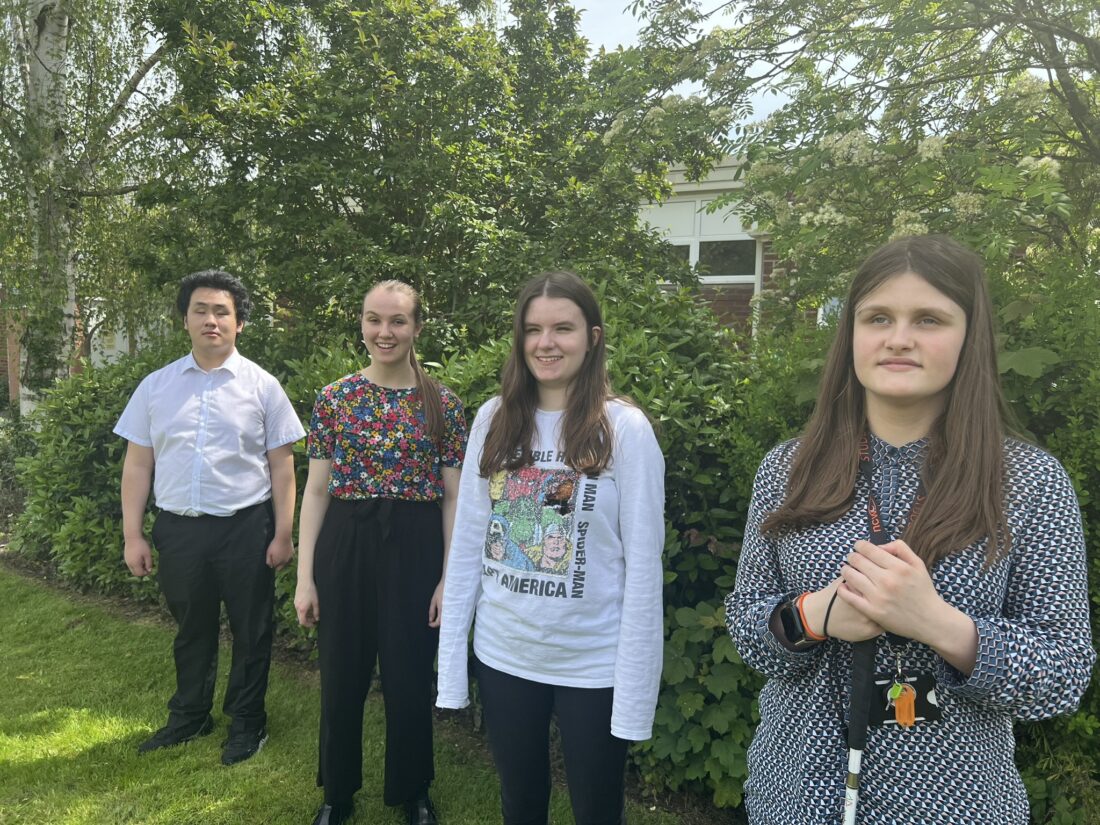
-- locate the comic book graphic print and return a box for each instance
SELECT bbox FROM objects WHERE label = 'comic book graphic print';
[484,467,580,576]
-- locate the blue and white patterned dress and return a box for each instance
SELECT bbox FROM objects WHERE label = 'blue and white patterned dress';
[725,435,1095,824]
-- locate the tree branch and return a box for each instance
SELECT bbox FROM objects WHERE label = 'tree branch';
[68,182,143,198]
[1027,28,1100,163]
[100,42,165,136]
[973,0,1100,71]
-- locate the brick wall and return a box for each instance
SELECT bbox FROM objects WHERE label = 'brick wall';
[699,283,755,326]
[761,240,779,283]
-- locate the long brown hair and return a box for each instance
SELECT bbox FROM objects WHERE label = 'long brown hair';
[480,271,615,477]
[365,280,446,445]
[762,235,1011,565]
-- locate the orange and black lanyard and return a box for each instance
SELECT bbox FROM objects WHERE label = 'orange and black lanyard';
[857,435,925,545]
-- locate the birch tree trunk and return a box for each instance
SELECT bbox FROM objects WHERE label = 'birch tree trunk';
[1,1,167,412]
[8,1,74,412]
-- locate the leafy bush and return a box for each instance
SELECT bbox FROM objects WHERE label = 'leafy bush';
[0,413,32,533]
[9,338,186,597]
[990,250,1100,823]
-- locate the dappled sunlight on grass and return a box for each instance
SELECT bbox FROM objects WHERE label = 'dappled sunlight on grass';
[0,565,688,824]
[0,707,141,760]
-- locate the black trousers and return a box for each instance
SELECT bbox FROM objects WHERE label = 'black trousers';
[152,501,275,735]
[314,497,443,807]
[476,659,629,825]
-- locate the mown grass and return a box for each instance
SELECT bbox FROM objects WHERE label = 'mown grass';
[0,563,689,824]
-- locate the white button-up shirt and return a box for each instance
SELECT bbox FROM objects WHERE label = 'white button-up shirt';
[114,350,306,516]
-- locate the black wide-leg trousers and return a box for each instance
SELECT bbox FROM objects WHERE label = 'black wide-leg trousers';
[313,497,442,807]
[153,501,275,735]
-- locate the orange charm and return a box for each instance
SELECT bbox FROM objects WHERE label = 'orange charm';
[893,683,917,727]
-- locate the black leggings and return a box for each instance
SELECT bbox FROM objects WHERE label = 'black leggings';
[314,497,442,807]
[476,658,629,825]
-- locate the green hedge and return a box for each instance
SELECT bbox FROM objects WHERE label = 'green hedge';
[0,414,31,532]
[8,341,179,600]
[989,256,1100,823]
[6,267,1098,819]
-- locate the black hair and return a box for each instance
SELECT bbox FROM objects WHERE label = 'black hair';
[176,270,252,323]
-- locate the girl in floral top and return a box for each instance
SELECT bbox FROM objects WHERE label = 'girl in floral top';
[725,235,1093,824]
[295,281,466,825]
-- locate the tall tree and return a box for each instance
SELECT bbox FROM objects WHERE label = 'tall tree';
[137,0,732,360]
[0,0,173,404]
[646,0,1100,288]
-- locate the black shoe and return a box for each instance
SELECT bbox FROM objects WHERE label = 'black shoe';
[137,715,215,754]
[220,726,268,765]
[404,793,438,825]
[311,802,353,825]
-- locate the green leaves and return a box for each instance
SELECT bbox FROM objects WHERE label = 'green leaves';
[703,662,743,697]
[998,346,1061,378]
[9,339,183,600]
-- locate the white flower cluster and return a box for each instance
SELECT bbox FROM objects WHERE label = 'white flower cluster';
[746,161,783,180]
[949,192,984,220]
[1017,156,1062,179]
[601,114,626,144]
[1082,228,1100,262]
[820,130,875,164]
[889,210,928,240]
[798,203,853,228]
[917,136,946,161]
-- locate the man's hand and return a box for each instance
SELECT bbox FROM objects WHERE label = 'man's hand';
[120,443,155,577]
[266,533,295,570]
[124,535,154,577]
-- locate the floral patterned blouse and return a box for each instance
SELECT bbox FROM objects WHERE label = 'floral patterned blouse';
[307,372,466,501]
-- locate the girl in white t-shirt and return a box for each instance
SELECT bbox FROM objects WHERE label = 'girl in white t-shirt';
[437,271,666,824]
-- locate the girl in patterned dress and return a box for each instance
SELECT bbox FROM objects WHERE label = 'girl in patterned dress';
[726,235,1094,824]
[437,271,666,825]
[294,281,467,825]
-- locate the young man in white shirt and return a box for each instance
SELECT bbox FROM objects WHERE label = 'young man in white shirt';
[114,270,305,765]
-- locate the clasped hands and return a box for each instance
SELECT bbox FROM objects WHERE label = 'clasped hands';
[803,539,945,646]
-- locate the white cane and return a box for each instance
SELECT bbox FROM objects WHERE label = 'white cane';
[843,637,877,825]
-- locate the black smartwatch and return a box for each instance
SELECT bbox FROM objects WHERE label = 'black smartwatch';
[777,596,823,650]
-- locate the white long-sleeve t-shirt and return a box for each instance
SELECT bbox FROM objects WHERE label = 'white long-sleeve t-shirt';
[437,397,666,740]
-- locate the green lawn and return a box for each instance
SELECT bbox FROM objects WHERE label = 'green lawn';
[0,563,690,824]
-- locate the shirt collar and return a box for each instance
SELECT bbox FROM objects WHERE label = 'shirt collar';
[183,349,241,376]
[868,432,927,466]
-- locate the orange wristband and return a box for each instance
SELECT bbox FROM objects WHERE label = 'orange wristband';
[797,592,827,641]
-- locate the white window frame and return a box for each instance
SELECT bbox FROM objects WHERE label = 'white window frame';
[640,196,762,292]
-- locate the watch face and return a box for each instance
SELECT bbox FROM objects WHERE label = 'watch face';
[780,600,804,644]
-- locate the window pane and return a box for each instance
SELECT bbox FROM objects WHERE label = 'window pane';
[639,200,697,237]
[669,243,690,263]
[698,240,756,277]
[700,200,748,235]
